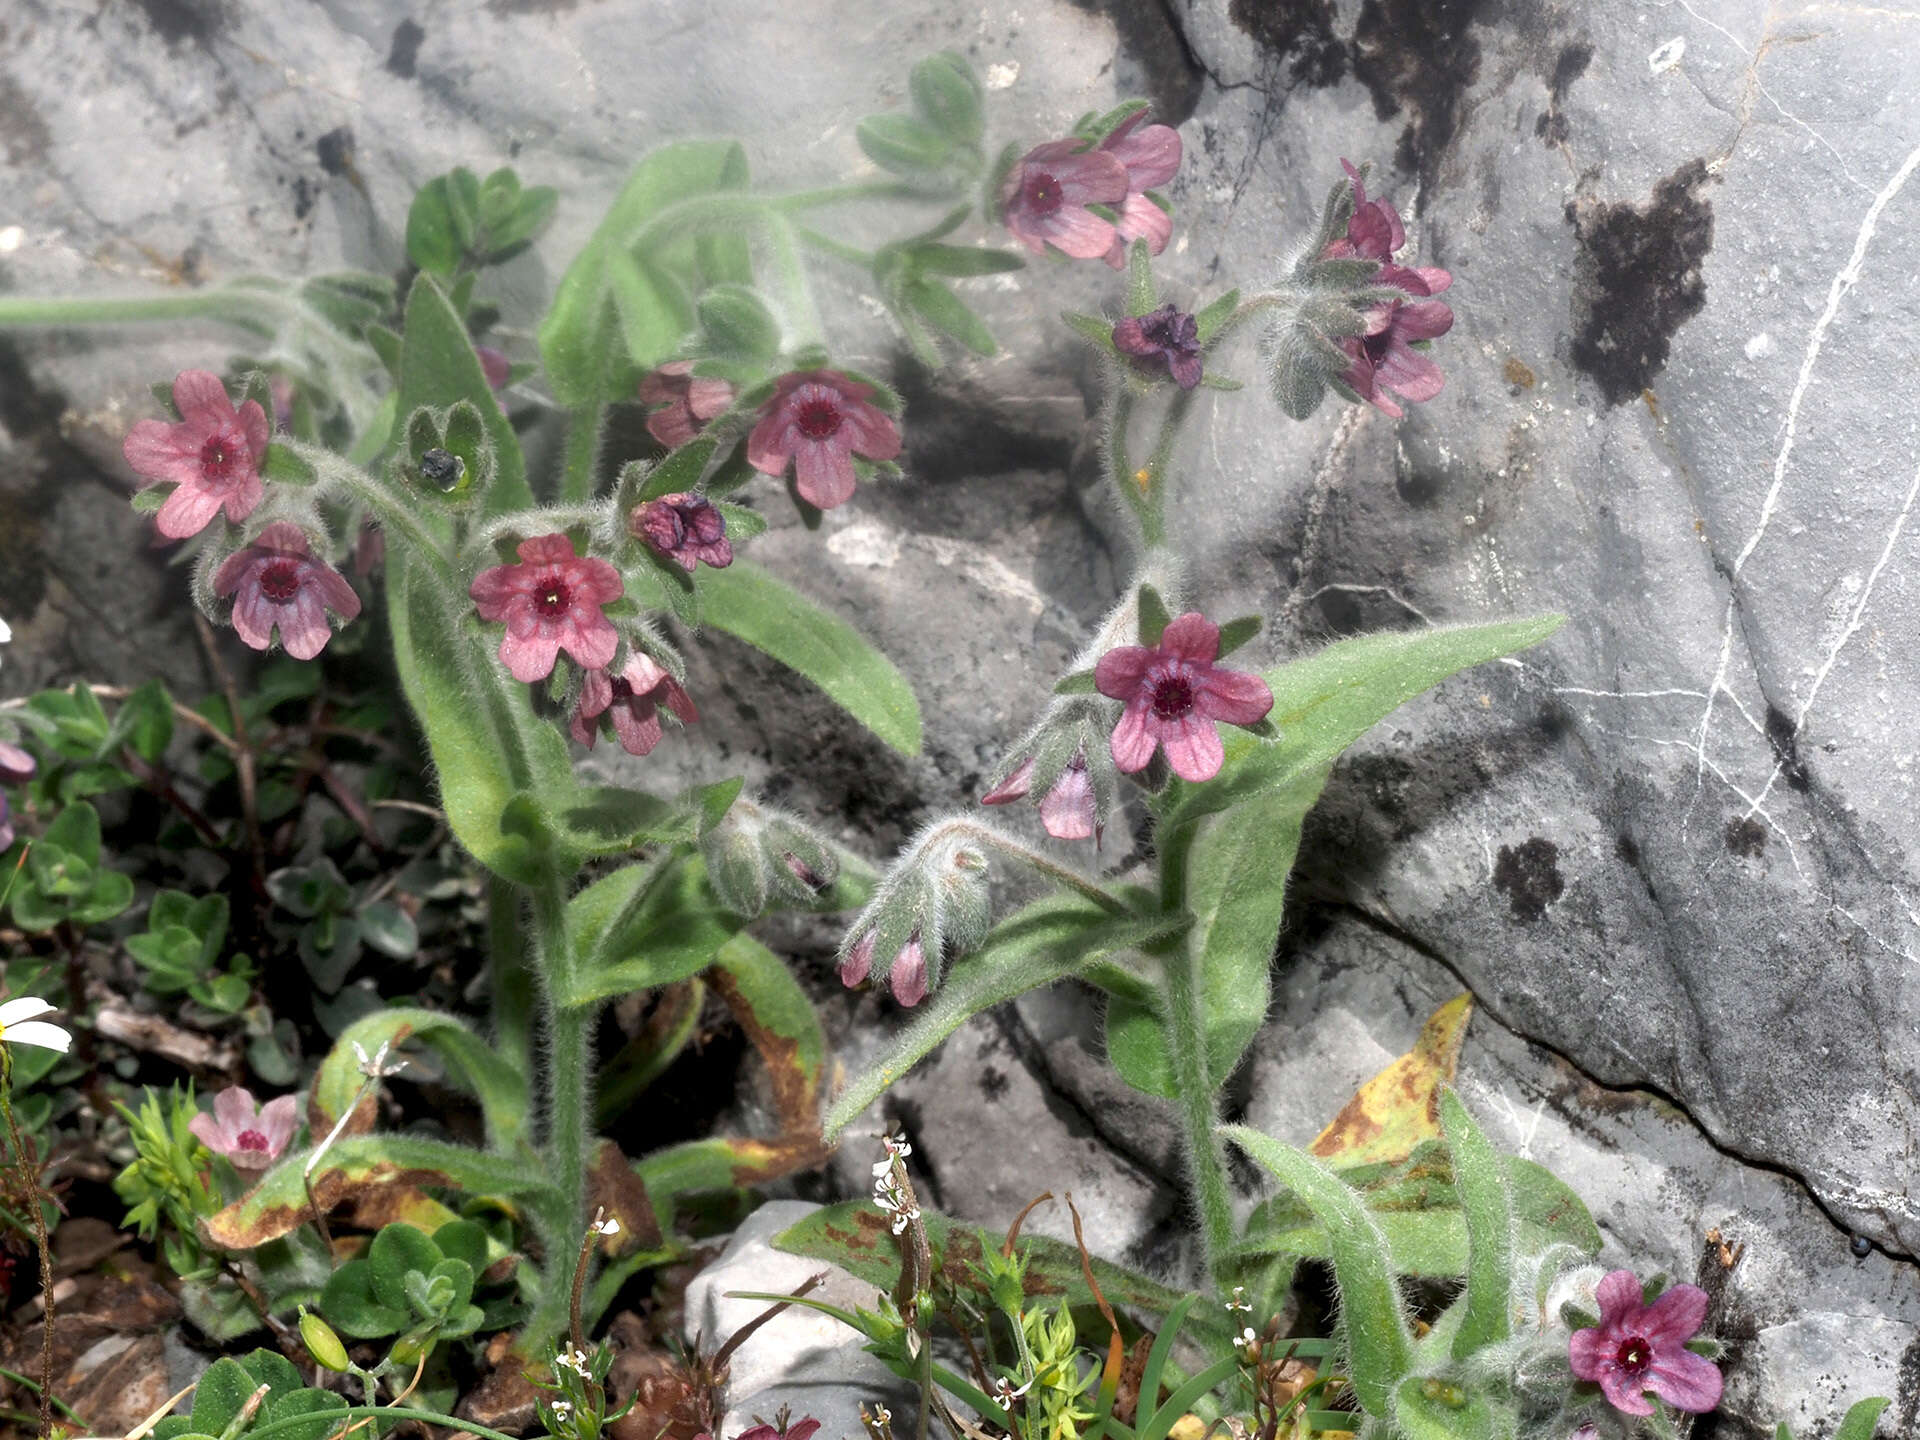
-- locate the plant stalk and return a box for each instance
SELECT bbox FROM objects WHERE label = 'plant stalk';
[561,402,605,504]
[529,881,595,1349]
[1160,933,1236,1271]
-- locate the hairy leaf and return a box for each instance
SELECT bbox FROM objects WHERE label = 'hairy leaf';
[309,1009,530,1153]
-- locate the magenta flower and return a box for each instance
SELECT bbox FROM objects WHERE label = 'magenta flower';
[730,1423,820,1440]
[569,652,698,757]
[1098,110,1182,269]
[981,751,1099,842]
[999,140,1130,260]
[469,534,623,683]
[1337,286,1455,419]
[213,523,361,661]
[1113,304,1202,390]
[0,741,35,787]
[1095,613,1273,783]
[838,931,877,989]
[1568,1270,1723,1418]
[475,345,512,392]
[630,492,733,572]
[122,369,269,540]
[746,370,902,510]
[639,360,735,449]
[1322,159,1452,295]
[190,1087,299,1171]
[888,934,929,1007]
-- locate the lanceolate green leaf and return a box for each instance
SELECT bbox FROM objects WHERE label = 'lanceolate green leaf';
[1440,1090,1514,1360]
[558,852,742,1007]
[825,894,1180,1139]
[1221,1125,1412,1419]
[711,933,828,1119]
[698,560,921,755]
[1832,1398,1891,1440]
[392,274,531,514]
[310,1010,530,1153]
[1392,1377,1499,1440]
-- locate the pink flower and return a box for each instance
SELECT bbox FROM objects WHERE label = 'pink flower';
[630,492,733,572]
[475,345,512,392]
[189,1087,299,1171]
[981,751,1099,842]
[999,140,1130,260]
[1568,1270,1723,1418]
[0,741,36,787]
[888,934,929,1007]
[469,534,623,683]
[122,370,269,540]
[734,1423,820,1440]
[1097,110,1182,269]
[838,931,877,989]
[1095,613,1273,783]
[569,652,698,757]
[746,370,902,510]
[213,523,362,660]
[1337,285,1455,419]
[639,361,735,449]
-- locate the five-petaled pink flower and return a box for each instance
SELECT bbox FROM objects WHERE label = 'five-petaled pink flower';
[190,1087,299,1171]
[639,361,735,449]
[1322,160,1454,418]
[1568,1270,1723,1418]
[1095,613,1273,783]
[1097,110,1182,269]
[746,370,902,510]
[213,523,362,660]
[469,534,623,683]
[570,652,698,757]
[982,751,1098,842]
[630,492,733,572]
[999,139,1130,260]
[122,369,269,540]
[710,1421,820,1440]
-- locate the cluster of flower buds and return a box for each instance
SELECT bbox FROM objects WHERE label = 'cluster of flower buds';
[698,795,841,918]
[1264,161,1454,421]
[124,370,363,661]
[980,699,1118,844]
[999,103,1182,268]
[836,826,992,1006]
[871,1132,918,1236]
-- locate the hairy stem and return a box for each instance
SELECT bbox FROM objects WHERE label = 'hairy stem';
[1161,934,1236,1270]
[528,881,594,1349]
[487,878,534,1078]
[904,817,1130,916]
[561,402,605,504]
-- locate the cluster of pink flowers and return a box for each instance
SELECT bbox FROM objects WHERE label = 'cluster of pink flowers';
[122,370,361,660]
[1000,109,1183,267]
[1322,161,1454,418]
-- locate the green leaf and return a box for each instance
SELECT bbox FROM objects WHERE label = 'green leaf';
[609,251,694,377]
[369,1222,442,1312]
[1221,1126,1412,1419]
[902,276,996,357]
[634,435,720,503]
[696,284,782,362]
[1136,583,1171,645]
[1214,615,1261,658]
[43,799,103,869]
[825,895,1179,1139]
[1194,288,1240,345]
[910,51,984,146]
[260,442,317,487]
[111,678,175,764]
[358,900,419,959]
[1053,670,1098,695]
[392,273,531,514]
[1392,1377,1499,1440]
[1125,238,1156,317]
[321,1259,410,1339]
[1439,1091,1512,1360]
[857,114,953,180]
[1062,310,1118,350]
[711,932,827,1117]
[70,867,135,925]
[695,143,753,288]
[909,243,1023,277]
[263,1386,349,1440]
[310,1009,530,1153]
[205,1135,559,1250]
[699,560,921,755]
[186,1357,257,1436]
[559,852,741,1006]
[1834,1398,1891,1440]
[407,179,461,276]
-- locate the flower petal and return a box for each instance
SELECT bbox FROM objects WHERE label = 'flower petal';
[1566,1327,1608,1383]
[279,589,334,660]
[562,612,619,673]
[156,482,226,540]
[1642,1283,1711,1345]
[3,1020,69,1052]
[1039,764,1097,840]
[257,1095,300,1153]
[1596,1370,1655,1418]
[171,369,236,426]
[888,940,929,1007]
[220,470,265,525]
[1104,119,1181,189]
[499,628,561,683]
[213,1087,259,1133]
[1094,644,1153,700]
[1038,205,1120,261]
[122,420,200,486]
[1594,1271,1645,1325]
[838,932,876,988]
[188,1112,227,1152]
[981,757,1035,805]
[746,410,794,476]
[0,997,55,1027]
[1196,667,1274,726]
[228,583,277,651]
[1160,613,1221,663]
[793,438,858,509]
[1644,1348,1723,1414]
[1113,192,1173,256]
[610,697,664,756]
[1109,702,1158,773]
[1160,715,1225,782]
[517,533,577,567]
[238,399,271,464]
[845,402,903,462]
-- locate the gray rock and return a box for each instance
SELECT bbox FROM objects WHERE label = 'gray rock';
[682,1200,914,1440]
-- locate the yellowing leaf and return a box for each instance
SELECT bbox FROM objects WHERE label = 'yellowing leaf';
[1309,993,1473,1168]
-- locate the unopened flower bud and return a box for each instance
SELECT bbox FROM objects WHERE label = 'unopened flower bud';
[0,741,36,786]
[702,814,769,918]
[936,845,992,957]
[767,814,839,904]
[300,1308,350,1372]
[839,930,877,987]
[889,934,929,1007]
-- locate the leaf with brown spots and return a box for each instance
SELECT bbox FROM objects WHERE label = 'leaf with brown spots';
[588,1139,665,1253]
[202,1136,558,1249]
[309,1008,531,1152]
[1310,993,1473,1168]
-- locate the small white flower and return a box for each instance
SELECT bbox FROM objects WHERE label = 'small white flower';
[556,1342,592,1377]
[551,1400,573,1420]
[1239,1326,1259,1350]
[1228,1285,1251,1313]
[0,997,71,1054]
[351,1039,407,1079]
[882,1132,912,1158]
[874,1407,891,1423]
[0,616,11,672]
[590,1208,621,1237]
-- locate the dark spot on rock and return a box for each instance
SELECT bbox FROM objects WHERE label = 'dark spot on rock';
[386,19,425,78]
[1615,832,1641,867]
[134,0,221,47]
[315,126,355,177]
[1763,703,1810,791]
[1227,0,1347,86]
[0,76,51,169]
[1723,815,1767,858]
[1350,0,1491,195]
[1551,41,1593,96]
[1503,356,1536,390]
[292,175,316,221]
[1892,1331,1920,1438]
[1568,160,1715,405]
[1851,1233,1874,1258]
[979,1065,1009,1101]
[1064,0,1204,125]
[890,358,1074,488]
[1493,836,1563,922]
[1396,464,1447,507]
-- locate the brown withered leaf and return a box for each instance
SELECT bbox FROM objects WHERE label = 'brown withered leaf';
[1309,993,1473,1168]
[587,1140,665,1254]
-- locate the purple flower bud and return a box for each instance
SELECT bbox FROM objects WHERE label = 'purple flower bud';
[630,492,733,572]
[888,935,929,1007]
[1038,753,1097,841]
[475,345,512,392]
[979,757,1035,806]
[839,931,876,988]
[1112,304,1203,390]
[0,741,36,787]
[783,850,825,892]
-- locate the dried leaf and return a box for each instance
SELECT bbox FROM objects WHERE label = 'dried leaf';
[1310,993,1473,1168]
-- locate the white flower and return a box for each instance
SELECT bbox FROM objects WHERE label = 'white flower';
[0,616,11,672]
[556,1343,592,1378]
[351,1039,407,1078]
[0,997,71,1054]
[551,1400,573,1419]
[591,1211,621,1237]
[1239,1326,1259,1350]
[1228,1285,1251,1314]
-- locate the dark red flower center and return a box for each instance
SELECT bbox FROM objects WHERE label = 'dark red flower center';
[234,1129,270,1153]
[257,560,303,604]
[1150,673,1195,721]
[200,428,245,485]
[795,397,844,440]
[1022,171,1064,217]
[1614,1336,1652,1375]
[534,575,573,617]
